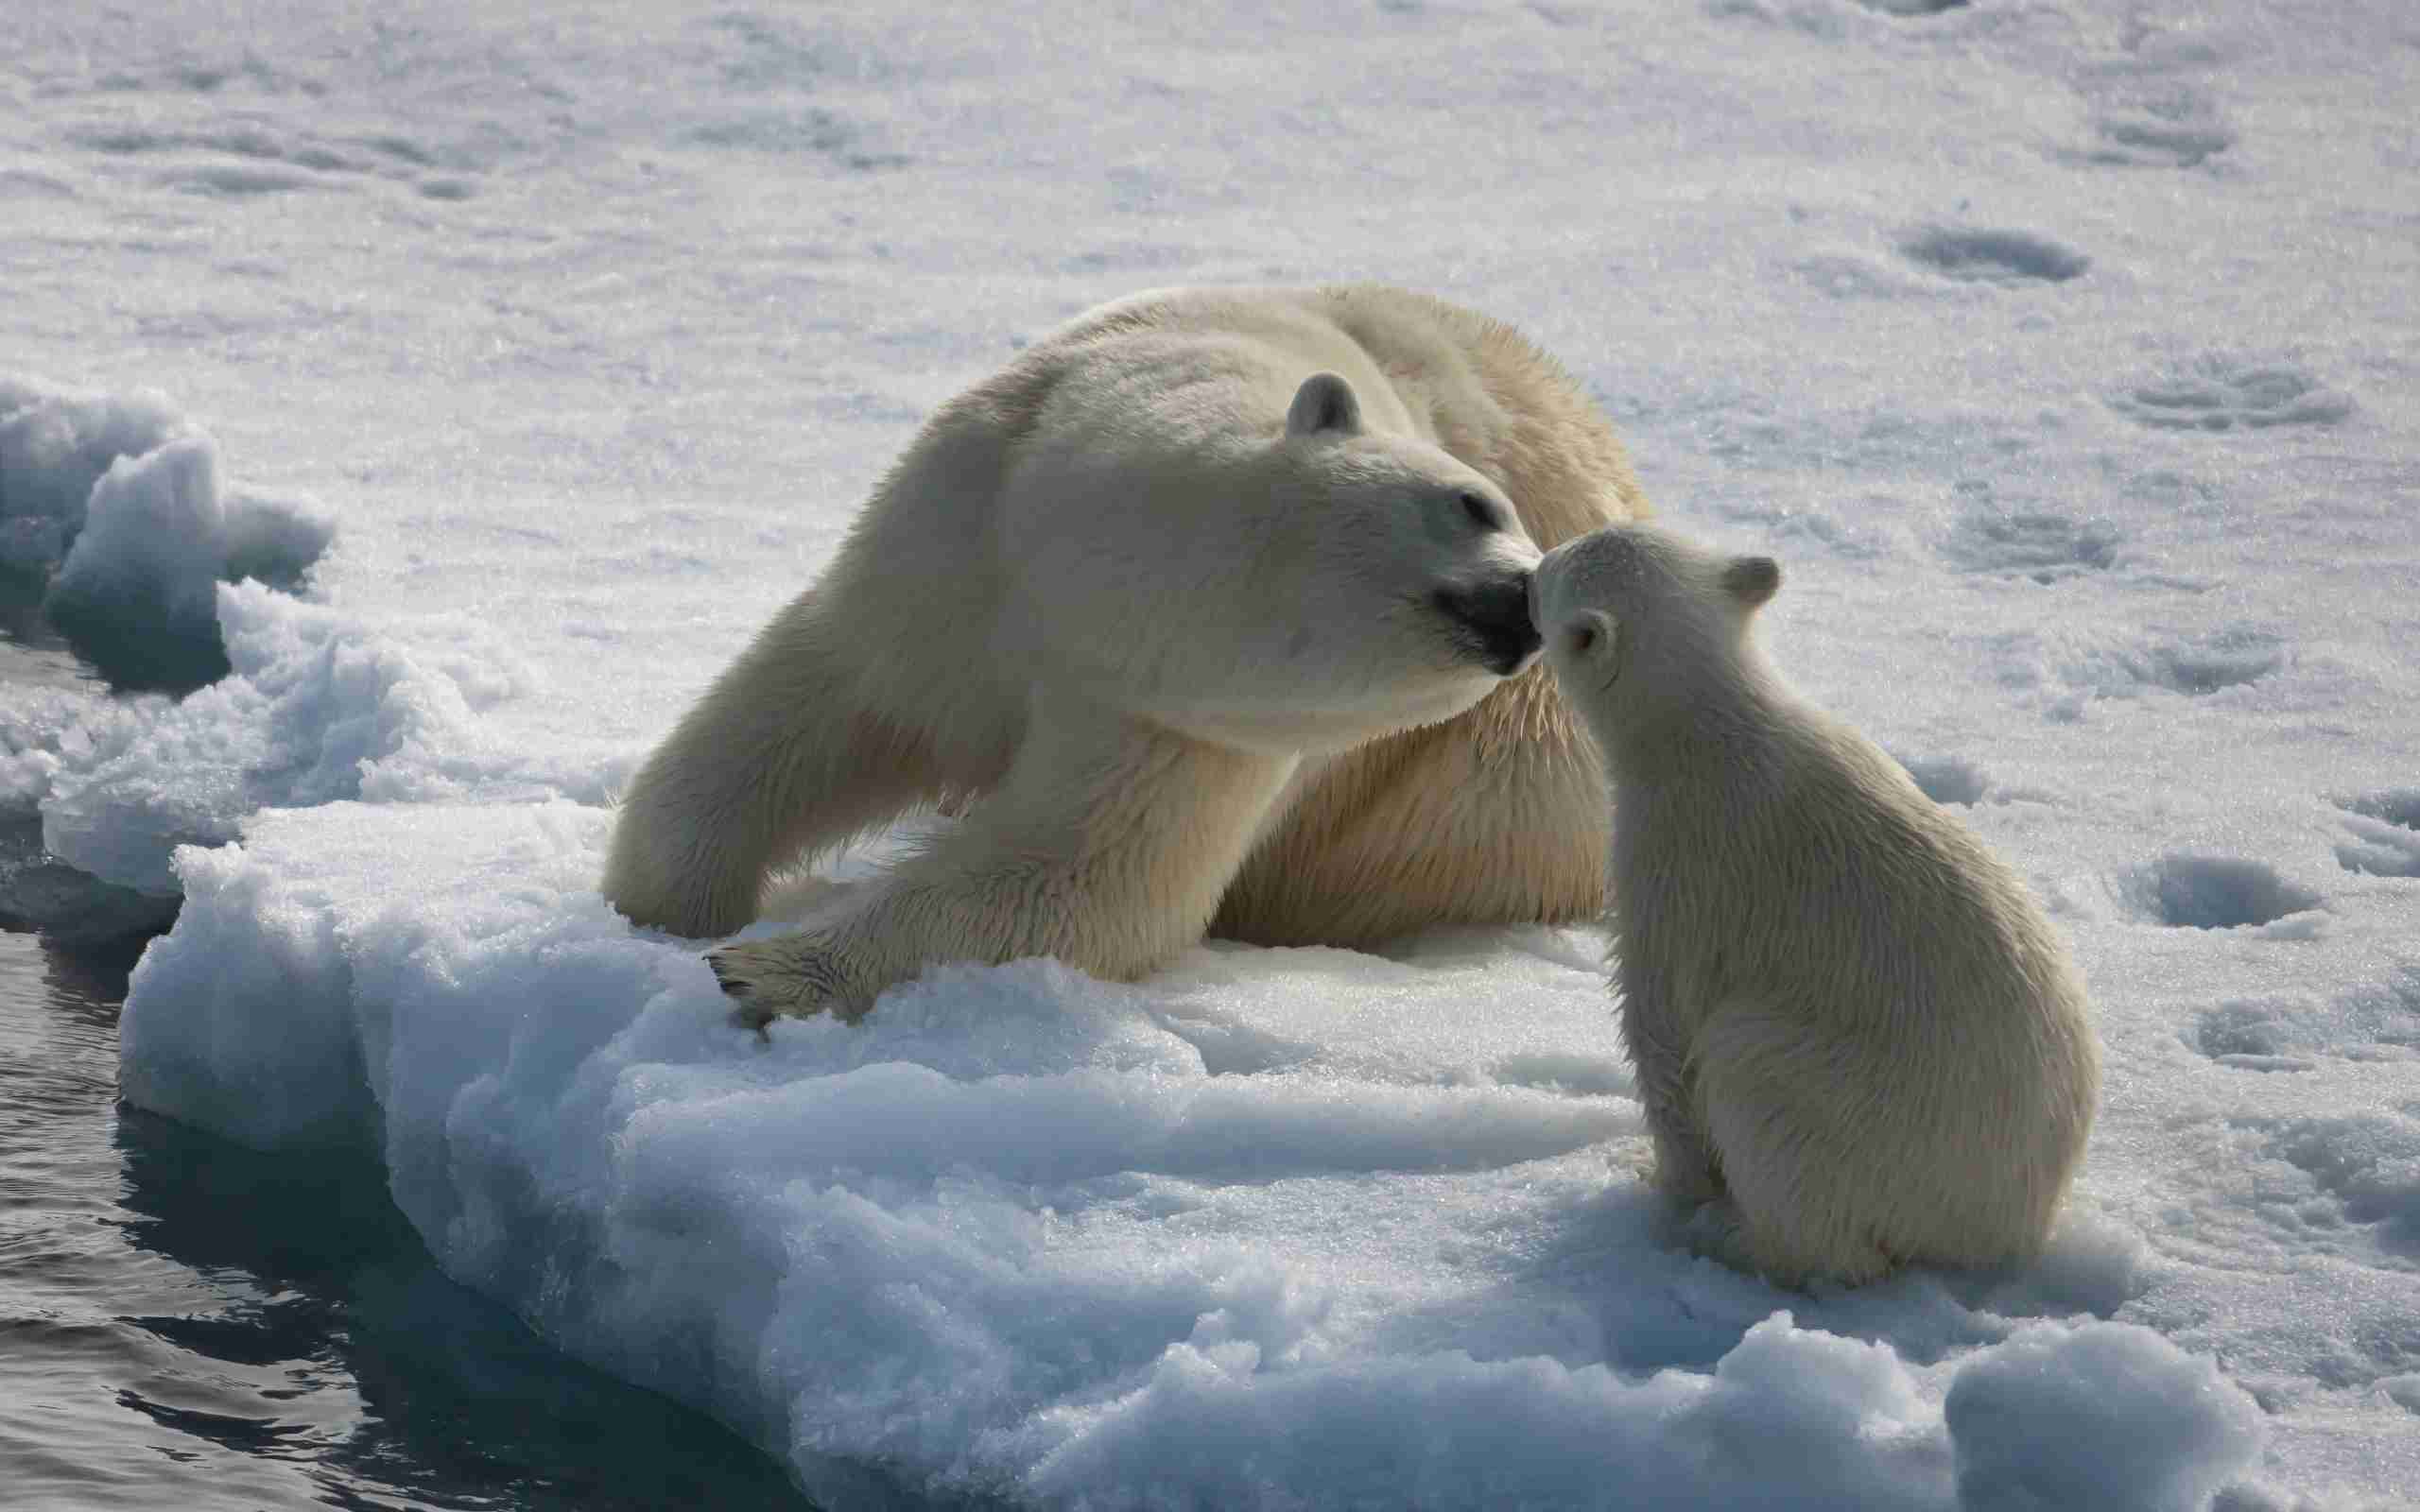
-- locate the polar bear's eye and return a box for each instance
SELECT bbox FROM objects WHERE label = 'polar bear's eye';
[1459,490,1500,531]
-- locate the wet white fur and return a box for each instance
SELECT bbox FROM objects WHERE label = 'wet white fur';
[1534,524,2100,1285]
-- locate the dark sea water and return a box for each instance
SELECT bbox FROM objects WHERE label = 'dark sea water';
[0,604,818,1511]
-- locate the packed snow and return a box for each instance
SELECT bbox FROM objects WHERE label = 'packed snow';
[3,0,2414,1507]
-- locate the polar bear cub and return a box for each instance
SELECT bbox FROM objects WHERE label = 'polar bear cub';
[1532,524,2099,1285]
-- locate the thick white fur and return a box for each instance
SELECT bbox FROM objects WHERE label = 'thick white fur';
[1533,524,2100,1285]
[603,285,1647,1021]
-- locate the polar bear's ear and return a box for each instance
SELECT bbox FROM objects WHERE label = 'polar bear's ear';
[1720,555,1782,609]
[1286,371,1363,438]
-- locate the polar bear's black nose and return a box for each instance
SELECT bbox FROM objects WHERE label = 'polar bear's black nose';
[1436,573,1542,676]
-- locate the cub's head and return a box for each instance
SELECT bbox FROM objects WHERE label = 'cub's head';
[1530,524,1781,752]
[1268,371,1542,731]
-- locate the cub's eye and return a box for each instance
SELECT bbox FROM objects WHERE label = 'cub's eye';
[1459,490,1499,530]
[1564,621,1598,655]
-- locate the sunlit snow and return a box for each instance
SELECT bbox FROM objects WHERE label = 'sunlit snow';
[5,1,2415,1507]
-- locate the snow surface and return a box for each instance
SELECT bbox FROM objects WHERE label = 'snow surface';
[4,0,2415,1506]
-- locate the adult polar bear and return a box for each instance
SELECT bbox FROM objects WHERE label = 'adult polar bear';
[604,284,1648,1021]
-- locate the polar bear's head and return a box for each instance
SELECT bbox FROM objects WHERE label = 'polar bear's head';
[1236,370,1544,740]
[1010,368,1546,751]
[1530,523,1781,760]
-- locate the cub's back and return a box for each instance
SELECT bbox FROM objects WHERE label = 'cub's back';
[1616,702,2080,1049]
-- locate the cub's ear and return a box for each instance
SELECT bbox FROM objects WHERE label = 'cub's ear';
[1286,371,1363,438]
[1720,554,1781,609]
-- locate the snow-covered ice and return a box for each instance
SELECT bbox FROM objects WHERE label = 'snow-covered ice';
[5,0,2415,1506]
[1,376,333,687]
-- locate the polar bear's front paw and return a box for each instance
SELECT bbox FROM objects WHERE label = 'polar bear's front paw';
[706,934,865,1028]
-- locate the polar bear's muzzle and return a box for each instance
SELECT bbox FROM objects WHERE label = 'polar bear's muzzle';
[1434,571,1542,677]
